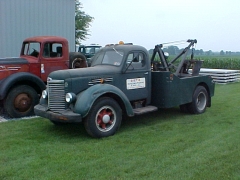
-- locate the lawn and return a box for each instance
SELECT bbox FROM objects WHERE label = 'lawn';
[0,83,240,179]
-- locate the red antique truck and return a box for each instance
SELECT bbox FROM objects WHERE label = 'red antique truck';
[0,36,87,118]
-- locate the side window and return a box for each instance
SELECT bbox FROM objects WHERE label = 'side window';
[85,47,91,54]
[95,47,101,53]
[139,53,145,67]
[43,43,63,58]
[43,43,50,57]
[126,52,146,69]
[127,53,134,64]
[23,42,40,57]
[53,43,63,57]
[79,47,84,53]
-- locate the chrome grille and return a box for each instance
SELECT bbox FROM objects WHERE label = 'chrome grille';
[48,80,66,113]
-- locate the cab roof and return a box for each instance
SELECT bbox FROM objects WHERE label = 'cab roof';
[23,36,68,43]
[103,44,148,54]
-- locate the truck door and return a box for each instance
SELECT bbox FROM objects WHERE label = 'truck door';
[121,51,151,104]
[40,42,68,82]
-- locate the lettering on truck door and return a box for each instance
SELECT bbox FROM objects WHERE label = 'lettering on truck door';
[122,52,150,102]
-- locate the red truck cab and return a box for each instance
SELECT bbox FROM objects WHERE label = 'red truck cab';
[20,36,70,81]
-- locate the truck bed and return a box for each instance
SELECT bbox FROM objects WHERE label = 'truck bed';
[151,71,214,108]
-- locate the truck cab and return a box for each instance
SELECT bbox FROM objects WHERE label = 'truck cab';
[35,40,215,138]
[78,44,102,66]
[90,44,151,104]
[20,36,70,82]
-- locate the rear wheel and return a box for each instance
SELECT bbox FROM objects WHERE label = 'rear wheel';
[4,85,39,118]
[69,52,87,69]
[188,86,208,114]
[84,97,122,138]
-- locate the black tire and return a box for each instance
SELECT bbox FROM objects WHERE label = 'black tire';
[188,86,208,114]
[69,52,87,69]
[4,85,39,118]
[84,97,122,138]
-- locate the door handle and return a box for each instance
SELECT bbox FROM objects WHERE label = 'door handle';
[144,72,149,75]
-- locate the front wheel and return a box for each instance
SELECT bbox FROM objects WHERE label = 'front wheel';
[84,97,122,138]
[4,85,39,118]
[188,86,208,114]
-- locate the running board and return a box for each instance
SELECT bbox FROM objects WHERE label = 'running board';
[133,106,158,115]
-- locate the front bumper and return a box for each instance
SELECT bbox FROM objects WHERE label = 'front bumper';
[34,104,82,123]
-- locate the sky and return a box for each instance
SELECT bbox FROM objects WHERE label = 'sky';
[80,0,240,52]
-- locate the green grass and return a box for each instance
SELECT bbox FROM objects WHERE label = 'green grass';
[1,83,240,179]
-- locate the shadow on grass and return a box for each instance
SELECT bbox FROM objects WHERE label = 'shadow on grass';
[39,107,189,139]
[121,107,185,127]
[41,121,91,140]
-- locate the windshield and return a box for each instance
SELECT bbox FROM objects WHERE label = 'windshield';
[91,49,124,66]
[85,46,101,54]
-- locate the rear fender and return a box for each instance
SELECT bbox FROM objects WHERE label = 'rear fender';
[73,84,134,118]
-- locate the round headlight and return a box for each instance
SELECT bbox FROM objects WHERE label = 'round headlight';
[65,93,72,103]
[42,90,48,99]
[65,93,76,103]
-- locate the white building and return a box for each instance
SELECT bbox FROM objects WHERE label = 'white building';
[0,0,75,58]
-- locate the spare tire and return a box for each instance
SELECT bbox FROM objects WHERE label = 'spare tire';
[69,52,88,69]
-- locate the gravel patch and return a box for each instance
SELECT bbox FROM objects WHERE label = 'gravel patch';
[0,116,7,122]
[0,105,38,122]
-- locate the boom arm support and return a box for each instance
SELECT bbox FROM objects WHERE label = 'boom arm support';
[150,44,169,71]
[151,39,197,76]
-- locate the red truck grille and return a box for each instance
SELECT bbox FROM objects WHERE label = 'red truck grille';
[47,80,66,113]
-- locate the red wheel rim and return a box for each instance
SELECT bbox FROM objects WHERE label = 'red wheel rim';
[95,106,116,132]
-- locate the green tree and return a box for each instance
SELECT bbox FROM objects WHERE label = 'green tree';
[167,46,179,55]
[205,50,213,56]
[75,1,94,44]
[220,50,225,55]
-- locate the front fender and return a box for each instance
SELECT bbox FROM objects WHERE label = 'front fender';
[73,84,134,118]
[0,72,46,100]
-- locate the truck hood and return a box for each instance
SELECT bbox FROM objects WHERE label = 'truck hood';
[49,65,121,80]
[0,57,28,65]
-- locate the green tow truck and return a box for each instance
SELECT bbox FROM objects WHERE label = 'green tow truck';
[34,39,215,138]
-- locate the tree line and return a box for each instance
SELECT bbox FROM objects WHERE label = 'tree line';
[75,1,94,45]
